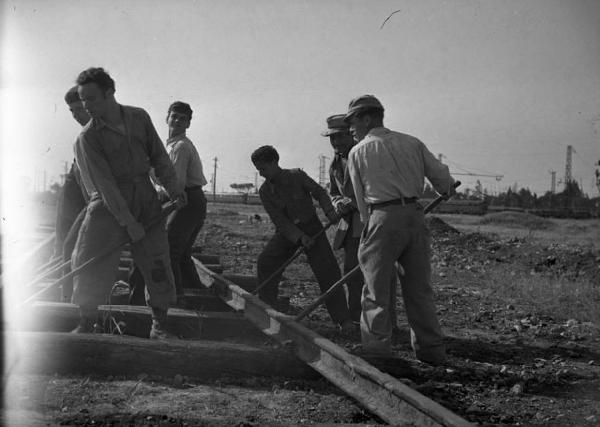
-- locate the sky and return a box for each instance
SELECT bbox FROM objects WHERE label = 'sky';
[1,0,600,204]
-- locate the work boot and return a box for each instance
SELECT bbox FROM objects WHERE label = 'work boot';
[149,307,178,340]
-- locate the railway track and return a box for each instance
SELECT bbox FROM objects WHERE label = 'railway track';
[8,232,472,426]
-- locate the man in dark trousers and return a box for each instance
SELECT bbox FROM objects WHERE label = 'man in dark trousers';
[251,145,354,332]
[53,86,90,301]
[129,101,208,304]
[322,114,364,323]
[345,95,455,364]
[71,67,185,339]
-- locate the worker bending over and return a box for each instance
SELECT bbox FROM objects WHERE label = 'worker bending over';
[251,145,354,332]
[71,67,185,339]
[54,86,91,301]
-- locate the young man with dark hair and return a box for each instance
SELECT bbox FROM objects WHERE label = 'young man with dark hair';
[251,145,354,332]
[321,114,364,323]
[130,101,208,303]
[72,67,185,339]
[345,94,455,364]
[53,86,90,301]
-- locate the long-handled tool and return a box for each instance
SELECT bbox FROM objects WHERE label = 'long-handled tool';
[294,181,461,322]
[252,220,335,296]
[18,201,178,308]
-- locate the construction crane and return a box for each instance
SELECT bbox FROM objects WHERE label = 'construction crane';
[437,154,503,181]
[451,172,504,181]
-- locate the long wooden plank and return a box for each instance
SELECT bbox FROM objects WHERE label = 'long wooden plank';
[4,331,317,380]
[193,259,472,427]
[23,302,263,341]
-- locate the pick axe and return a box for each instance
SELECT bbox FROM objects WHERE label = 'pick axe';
[252,220,336,296]
[18,201,179,308]
[294,181,460,322]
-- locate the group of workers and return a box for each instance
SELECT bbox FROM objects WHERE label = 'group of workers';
[54,66,455,365]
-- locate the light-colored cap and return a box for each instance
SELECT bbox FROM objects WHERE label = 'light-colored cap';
[343,94,384,122]
[321,114,350,137]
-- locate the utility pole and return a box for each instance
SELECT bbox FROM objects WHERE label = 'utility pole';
[212,157,218,201]
[564,145,573,189]
[254,172,258,193]
[548,170,556,194]
[318,155,329,187]
[596,160,600,195]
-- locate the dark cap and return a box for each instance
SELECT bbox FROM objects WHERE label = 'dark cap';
[343,94,384,122]
[321,114,350,137]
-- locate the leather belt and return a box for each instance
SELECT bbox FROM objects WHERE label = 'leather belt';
[369,197,417,212]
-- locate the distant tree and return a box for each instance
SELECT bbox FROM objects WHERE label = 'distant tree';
[230,183,255,194]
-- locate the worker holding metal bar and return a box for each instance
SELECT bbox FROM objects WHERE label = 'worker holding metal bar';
[251,145,355,333]
[345,95,456,364]
[53,86,91,301]
[129,101,208,304]
[321,114,364,324]
[71,67,185,339]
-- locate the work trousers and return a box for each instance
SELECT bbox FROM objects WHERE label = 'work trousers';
[167,187,207,294]
[358,204,444,359]
[257,216,350,325]
[341,235,364,322]
[72,197,175,315]
[61,207,86,301]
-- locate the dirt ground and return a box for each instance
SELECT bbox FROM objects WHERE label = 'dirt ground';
[5,203,600,426]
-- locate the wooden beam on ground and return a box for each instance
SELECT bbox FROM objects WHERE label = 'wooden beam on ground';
[4,331,317,380]
[22,302,263,341]
[193,258,472,427]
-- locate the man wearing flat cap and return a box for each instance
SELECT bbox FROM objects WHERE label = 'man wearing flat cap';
[345,94,456,365]
[322,114,364,323]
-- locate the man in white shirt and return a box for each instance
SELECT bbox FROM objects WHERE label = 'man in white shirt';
[345,95,455,364]
[163,101,208,297]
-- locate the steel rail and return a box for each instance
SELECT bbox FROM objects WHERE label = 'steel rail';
[193,259,472,426]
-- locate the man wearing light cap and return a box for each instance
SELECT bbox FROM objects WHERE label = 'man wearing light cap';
[345,94,455,364]
[321,114,364,323]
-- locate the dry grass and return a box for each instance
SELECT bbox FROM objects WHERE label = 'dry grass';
[482,265,600,325]
[477,211,554,230]
[439,213,600,250]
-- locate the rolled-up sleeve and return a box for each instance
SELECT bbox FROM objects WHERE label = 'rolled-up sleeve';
[347,149,368,224]
[421,142,455,195]
[74,135,136,227]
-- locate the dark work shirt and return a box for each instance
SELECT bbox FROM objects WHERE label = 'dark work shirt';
[259,168,335,243]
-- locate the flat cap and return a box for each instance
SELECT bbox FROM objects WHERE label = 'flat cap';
[343,94,384,122]
[321,114,350,137]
